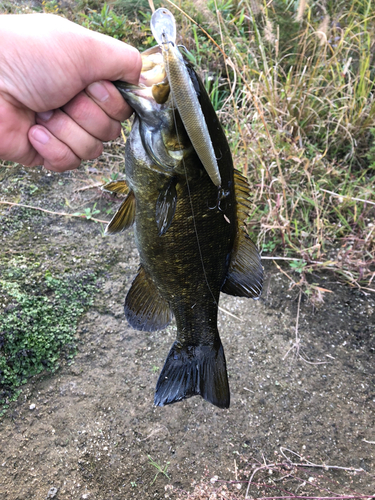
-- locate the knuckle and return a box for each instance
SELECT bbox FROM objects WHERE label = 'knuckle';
[47,114,66,135]
[109,122,122,140]
[95,85,130,121]
[99,122,121,142]
[50,144,80,170]
[64,92,92,122]
[82,140,103,160]
[109,99,131,122]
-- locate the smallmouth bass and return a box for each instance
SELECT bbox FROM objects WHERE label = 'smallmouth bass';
[105,36,263,409]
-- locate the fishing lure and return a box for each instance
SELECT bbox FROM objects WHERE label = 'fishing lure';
[150,8,222,188]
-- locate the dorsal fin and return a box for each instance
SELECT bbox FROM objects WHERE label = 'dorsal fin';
[222,170,263,298]
[125,265,173,332]
[105,190,136,234]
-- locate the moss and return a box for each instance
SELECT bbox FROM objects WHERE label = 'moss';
[0,256,98,413]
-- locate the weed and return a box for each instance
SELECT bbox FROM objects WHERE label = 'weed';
[166,446,371,499]
[102,172,121,184]
[289,259,308,274]
[72,203,101,220]
[78,3,126,39]
[2,0,374,295]
[186,0,375,289]
[114,0,155,20]
[41,0,60,14]
[76,1,152,47]
[148,455,170,484]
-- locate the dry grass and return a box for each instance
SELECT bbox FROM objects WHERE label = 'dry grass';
[173,0,375,293]
[0,0,374,495]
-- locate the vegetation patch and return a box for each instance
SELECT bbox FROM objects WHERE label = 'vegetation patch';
[0,255,98,414]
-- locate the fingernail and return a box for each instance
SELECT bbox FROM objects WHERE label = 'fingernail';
[37,110,54,121]
[32,127,49,145]
[87,81,109,102]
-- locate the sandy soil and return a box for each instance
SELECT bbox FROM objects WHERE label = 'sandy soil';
[0,165,374,499]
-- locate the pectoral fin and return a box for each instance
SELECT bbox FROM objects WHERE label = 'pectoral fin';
[155,178,177,236]
[102,180,130,196]
[222,170,263,298]
[105,190,136,234]
[125,265,173,331]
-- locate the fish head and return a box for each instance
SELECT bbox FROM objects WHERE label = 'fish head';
[114,46,192,172]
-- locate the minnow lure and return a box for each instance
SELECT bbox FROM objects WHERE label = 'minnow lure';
[150,8,222,188]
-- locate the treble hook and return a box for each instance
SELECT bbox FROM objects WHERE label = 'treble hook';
[208,186,230,211]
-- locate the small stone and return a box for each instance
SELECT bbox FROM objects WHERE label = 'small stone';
[82,494,90,499]
[47,487,58,498]
[29,404,36,410]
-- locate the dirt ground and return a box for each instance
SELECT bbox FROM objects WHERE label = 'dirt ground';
[0,164,374,499]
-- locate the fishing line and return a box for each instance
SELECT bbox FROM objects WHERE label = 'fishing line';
[164,41,219,308]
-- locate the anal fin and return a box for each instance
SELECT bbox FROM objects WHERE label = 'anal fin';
[125,265,172,331]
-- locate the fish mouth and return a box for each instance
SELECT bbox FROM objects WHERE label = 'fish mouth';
[114,46,170,108]
[114,46,190,169]
[114,81,153,107]
[139,46,166,87]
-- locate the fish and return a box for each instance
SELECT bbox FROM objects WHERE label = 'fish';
[104,22,263,409]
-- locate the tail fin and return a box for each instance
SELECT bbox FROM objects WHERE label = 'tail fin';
[154,341,230,409]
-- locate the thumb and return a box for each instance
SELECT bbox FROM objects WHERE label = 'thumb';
[79,29,143,86]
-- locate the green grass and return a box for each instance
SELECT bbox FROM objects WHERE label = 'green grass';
[148,455,171,485]
[2,0,374,289]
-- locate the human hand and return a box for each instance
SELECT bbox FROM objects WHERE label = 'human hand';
[0,14,142,171]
